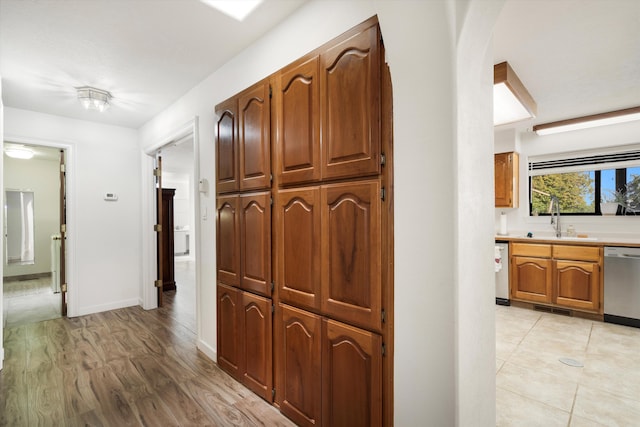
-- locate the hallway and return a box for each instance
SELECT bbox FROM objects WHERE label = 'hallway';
[2,276,61,328]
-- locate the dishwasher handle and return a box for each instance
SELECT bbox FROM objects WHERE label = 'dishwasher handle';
[604,246,640,258]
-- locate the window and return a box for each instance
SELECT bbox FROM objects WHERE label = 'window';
[528,148,640,216]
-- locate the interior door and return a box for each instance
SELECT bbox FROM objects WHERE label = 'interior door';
[155,154,164,307]
[59,150,67,316]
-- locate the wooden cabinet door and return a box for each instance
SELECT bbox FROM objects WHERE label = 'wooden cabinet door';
[495,152,519,208]
[240,192,271,296]
[511,256,553,304]
[217,283,242,381]
[239,80,271,191]
[241,292,273,402]
[277,56,321,186]
[276,187,321,310]
[216,98,239,194]
[321,180,381,331]
[320,23,381,180]
[278,304,322,427]
[216,195,240,286]
[554,260,600,312]
[322,319,382,427]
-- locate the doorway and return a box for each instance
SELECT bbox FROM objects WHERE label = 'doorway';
[153,133,198,333]
[2,142,65,327]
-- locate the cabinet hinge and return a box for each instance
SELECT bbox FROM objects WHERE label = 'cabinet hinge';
[382,342,386,356]
[272,388,276,399]
[270,197,273,207]
[270,173,273,184]
[271,281,275,293]
[154,224,162,232]
[271,304,275,314]
[380,153,386,166]
[153,168,162,177]
[269,85,273,99]
[381,308,386,323]
[381,187,386,201]
[154,280,162,288]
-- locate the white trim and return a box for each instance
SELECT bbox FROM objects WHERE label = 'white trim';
[2,135,78,317]
[197,338,217,363]
[77,298,139,316]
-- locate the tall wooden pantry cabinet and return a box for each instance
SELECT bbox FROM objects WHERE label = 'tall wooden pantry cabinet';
[215,16,394,427]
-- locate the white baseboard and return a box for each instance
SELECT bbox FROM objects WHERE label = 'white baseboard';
[197,339,217,363]
[0,347,4,370]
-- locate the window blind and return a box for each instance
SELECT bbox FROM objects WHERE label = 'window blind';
[528,145,640,176]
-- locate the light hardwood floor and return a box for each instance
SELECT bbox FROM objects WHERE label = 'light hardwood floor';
[0,290,295,426]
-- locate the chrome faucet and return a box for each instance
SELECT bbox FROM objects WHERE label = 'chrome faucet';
[550,195,561,238]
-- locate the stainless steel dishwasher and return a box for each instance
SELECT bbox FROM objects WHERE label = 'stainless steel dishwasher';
[604,246,640,328]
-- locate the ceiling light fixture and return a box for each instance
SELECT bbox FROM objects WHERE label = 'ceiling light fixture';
[494,61,537,126]
[77,86,112,112]
[533,106,640,136]
[5,146,34,160]
[199,0,263,21]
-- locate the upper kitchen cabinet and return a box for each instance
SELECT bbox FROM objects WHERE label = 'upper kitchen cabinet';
[495,151,519,208]
[274,20,382,186]
[215,98,238,194]
[276,56,321,186]
[215,79,271,194]
[321,21,381,181]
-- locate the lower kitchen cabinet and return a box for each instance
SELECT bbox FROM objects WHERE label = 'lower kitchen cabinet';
[511,255,553,304]
[217,283,273,401]
[509,242,603,313]
[277,304,382,427]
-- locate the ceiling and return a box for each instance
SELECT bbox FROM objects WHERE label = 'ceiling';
[1,0,638,132]
[0,0,308,129]
[493,0,640,131]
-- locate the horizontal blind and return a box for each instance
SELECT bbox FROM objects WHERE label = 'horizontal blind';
[529,145,640,176]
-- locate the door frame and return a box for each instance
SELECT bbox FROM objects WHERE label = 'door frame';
[1,136,76,316]
[141,117,202,332]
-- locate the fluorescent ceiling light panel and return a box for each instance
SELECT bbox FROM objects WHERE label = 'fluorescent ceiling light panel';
[200,0,263,21]
[5,147,34,159]
[493,61,537,126]
[533,107,640,135]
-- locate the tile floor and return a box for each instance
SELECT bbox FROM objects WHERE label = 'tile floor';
[496,304,640,426]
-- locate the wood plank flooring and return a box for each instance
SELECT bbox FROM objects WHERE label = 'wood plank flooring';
[1,292,296,426]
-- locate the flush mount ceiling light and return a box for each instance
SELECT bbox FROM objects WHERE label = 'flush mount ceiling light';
[76,86,112,112]
[5,146,34,160]
[533,106,640,136]
[494,61,537,126]
[199,0,263,21]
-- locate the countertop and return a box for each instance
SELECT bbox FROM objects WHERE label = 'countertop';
[495,233,640,248]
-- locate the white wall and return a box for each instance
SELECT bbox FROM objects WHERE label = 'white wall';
[3,107,142,316]
[495,120,640,237]
[139,0,500,424]
[3,155,60,277]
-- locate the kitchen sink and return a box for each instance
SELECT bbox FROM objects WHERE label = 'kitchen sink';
[522,235,599,242]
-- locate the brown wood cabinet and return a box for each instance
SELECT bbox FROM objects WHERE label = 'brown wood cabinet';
[495,152,519,208]
[216,79,271,194]
[322,318,382,427]
[161,188,176,291]
[510,242,602,313]
[217,16,392,426]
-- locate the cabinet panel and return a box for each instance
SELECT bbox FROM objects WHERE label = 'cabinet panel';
[215,98,239,194]
[277,57,321,185]
[278,304,322,427]
[553,245,601,262]
[555,260,600,311]
[241,292,273,401]
[511,256,553,303]
[216,195,240,286]
[239,81,271,190]
[321,23,380,180]
[495,152,519,208]
[276,187,321,310]
[511,242,551,258]
[322,319,382,427]
[321,180,381,330]
[217,283,242,381]
[240,192,272,296]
